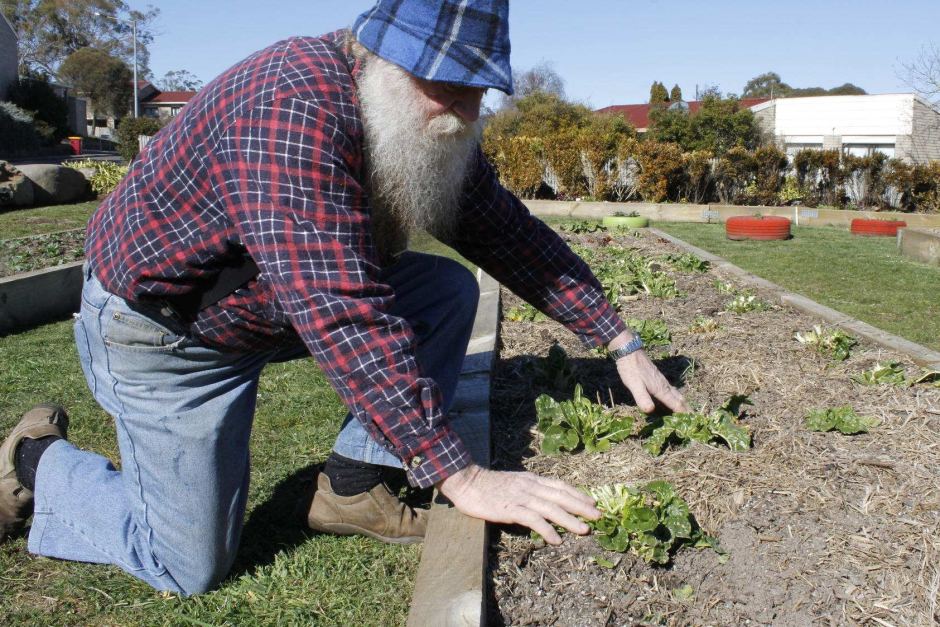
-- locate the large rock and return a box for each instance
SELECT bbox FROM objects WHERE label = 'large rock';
[0,161,34,209]
[17,163,90,206]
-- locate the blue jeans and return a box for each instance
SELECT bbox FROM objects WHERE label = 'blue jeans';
[28,252,478,595]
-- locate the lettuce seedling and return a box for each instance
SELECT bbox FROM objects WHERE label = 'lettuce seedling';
[641,396,752,456]
[724,293,770,313]
[626,317,672,348]
[851,361,907,386]
[689,316,719,333]
[560,220,606,234]
[795,325,858,361]
[535,384,634,454]
[505,303,549,322]
[805,406,878,434]
[713,279,737,295]
[588,481,718,564]
[662,252,710,273]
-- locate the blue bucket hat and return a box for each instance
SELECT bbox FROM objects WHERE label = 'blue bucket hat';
[352,0,514,95]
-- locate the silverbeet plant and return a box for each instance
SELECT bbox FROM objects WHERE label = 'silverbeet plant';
[535,343,579,391]
[805,406,878,435]
[662,252,709,273]
[626,317,671,348]
[795,325,858,361]
[505,302,548,322]
[851,361,907,386]
[641,395,753,456]
[535,384,634,454]
[588,481,719,564]
[560,220,606,234]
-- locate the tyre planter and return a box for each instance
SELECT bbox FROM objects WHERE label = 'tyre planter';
[850,218,907,237]
[602,215,649,229]
[725,215,791,241]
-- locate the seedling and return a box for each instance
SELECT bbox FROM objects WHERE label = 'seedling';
[588,480,718,565]
[795,325,858,361]
[505,303,548,322]
[689,316,719,333]
[913,369,940,388]
[713,279,736,295]
[804,406,877,434]
[724,292,770,313]
[626,317,671,347]
[639,271,680,298]
[641,395,753,456]
[662,252,710,273]
[560,220,606,234]
[851,362,907,386]
[535,384,634,454]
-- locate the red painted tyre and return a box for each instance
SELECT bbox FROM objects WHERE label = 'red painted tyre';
[725,216,792,241]
[850,218,907,237]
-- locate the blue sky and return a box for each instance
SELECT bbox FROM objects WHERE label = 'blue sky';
[143,0,939,108]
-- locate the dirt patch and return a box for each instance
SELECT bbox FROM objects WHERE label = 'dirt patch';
[488,228,940,626]
[0,229,85,277]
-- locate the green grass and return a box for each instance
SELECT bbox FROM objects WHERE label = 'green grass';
[0,201,98,239]
[0,322,421,625]
[654,222,940,351]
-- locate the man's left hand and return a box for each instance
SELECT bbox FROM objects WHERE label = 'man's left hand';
[609,331,689,414]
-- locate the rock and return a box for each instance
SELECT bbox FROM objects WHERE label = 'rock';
[17,163,90,206]
[0,160,34,208]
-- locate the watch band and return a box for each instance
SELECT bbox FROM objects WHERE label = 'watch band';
[608,335,644,360]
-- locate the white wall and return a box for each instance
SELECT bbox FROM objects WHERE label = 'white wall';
[770,94,914,137]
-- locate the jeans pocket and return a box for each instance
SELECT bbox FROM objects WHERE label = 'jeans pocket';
[104,309,186,353]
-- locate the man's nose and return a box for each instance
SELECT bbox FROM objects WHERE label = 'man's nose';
[450,88,484,123]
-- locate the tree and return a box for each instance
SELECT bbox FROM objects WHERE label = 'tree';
[903,43,940,104]
[742,72,791,98]
[670,84,683,102]
[59,47,133,116]
[497,61,565,110]
[649,81,669,104]
[0,0,159,79]
[158,70,203,92]
[823,83,866,96]
[648,93,762,156]
[7,77,69,142]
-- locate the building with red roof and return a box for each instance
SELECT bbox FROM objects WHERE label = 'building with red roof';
[596,97,770,133]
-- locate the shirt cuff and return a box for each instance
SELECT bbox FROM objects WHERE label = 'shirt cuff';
[402,426,474,488]
[585,300,629,348]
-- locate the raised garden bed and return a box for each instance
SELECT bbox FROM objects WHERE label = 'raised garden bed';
[725,215,791,240]
[851,218,907,237]
[487,226,940,625]
[0,229,85,278]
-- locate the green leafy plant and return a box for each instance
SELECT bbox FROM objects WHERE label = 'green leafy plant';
[65,159,129,195]
[505,302,549,322]
[804,406,877,434]
[560,220,606,234]
[639,270,680,298]
[588,481,718,564]
[689,316,719,333]
[850,362,907,386]
[535,384,634,454]
[626,317,671,347]
[912,369,940,388]
[724,292,770,313]
[613,210,641,218]
[641,396,753,456]
[795,325,858,361]
[713,279,736,295]
[662,252,709,273]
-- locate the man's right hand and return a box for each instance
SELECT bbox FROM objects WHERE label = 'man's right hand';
[437,464,601,544]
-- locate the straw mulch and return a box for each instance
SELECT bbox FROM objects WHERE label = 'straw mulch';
[488,228,940,626]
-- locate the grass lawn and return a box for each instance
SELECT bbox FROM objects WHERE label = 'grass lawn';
[653,221,940,352]
[0,201,99,239]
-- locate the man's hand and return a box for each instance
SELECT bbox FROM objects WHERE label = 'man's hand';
[609,331,690,414]
[437,465,601,544]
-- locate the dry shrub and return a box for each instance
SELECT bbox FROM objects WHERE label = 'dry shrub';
[713,146,756,205]
[752,145,789,206]
[636,140,684,203]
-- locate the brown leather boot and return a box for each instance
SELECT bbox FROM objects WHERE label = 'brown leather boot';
[307,473,428,544]
[0,404,69,542]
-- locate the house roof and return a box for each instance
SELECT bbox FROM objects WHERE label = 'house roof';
[596,97,771,130]
[142,90,198,105]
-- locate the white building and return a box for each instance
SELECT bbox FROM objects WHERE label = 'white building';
[752,94,940,163]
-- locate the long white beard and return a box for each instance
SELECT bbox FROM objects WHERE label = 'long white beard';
[356,55,481,251]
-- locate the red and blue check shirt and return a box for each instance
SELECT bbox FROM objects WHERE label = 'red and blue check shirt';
[86,31,626,488]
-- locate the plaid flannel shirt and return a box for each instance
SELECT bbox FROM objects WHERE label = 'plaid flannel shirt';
[86,31,626,488]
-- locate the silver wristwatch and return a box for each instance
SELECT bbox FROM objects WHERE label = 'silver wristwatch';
[608,335,644,360]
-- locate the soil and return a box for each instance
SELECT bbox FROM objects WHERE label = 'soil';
[487,228,940,626]
[0,229,85,278]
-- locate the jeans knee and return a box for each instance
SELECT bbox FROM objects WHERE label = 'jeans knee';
[167,560,231,596]
[437,258,479,312]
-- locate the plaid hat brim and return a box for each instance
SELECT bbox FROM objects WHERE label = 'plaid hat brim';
[353,2,514,95]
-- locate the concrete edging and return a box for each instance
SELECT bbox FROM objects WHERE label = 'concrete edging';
[407,269,499,627]
[0,261,83,335]
[649,228,940,370]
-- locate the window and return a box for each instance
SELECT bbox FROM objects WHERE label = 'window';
[842,144,895,158]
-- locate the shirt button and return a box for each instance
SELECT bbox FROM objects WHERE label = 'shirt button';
[409,456,423,468]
